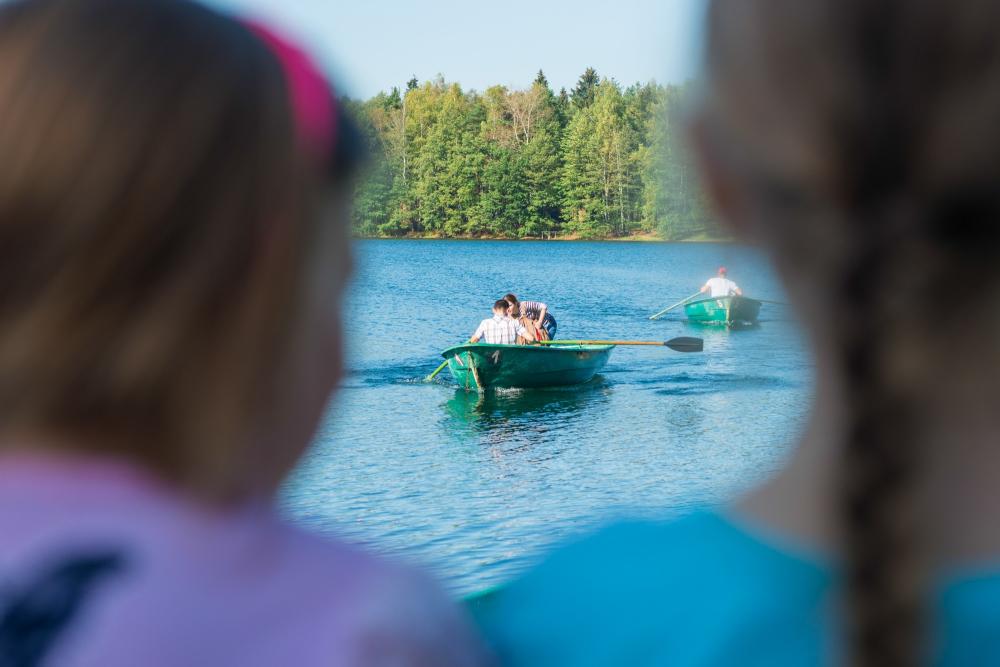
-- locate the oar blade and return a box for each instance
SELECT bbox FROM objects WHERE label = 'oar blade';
[665,336,703,353]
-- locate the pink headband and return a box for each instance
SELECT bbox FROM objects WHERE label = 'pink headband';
[243,20,337,165]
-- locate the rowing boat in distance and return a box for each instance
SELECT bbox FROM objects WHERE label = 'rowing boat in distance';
[684,295,762,327]
[441,342,614,390]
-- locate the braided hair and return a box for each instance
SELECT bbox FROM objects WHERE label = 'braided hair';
[701,0,1000,664]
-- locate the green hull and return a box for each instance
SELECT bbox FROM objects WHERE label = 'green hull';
[684,296,762,325]
[442,343,614,390]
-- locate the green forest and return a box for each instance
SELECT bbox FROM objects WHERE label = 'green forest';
[345,69,718,240]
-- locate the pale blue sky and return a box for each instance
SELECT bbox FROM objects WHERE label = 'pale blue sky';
[204,0,707,99]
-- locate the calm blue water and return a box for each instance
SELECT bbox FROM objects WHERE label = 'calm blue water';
[281,240,813,594]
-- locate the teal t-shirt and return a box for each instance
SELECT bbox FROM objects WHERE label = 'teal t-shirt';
[471,510,1000,665]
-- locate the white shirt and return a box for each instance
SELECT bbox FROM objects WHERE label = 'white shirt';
[473,315,527,345]
[704,277,739,297]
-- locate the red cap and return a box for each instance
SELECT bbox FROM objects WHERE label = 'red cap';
[718,266,727,275]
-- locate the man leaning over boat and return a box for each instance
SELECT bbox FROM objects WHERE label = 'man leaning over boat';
[470,300,536,345]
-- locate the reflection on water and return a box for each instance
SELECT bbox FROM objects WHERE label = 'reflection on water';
[442,381,612,462]
[685,321,760,332]
[444,380,611,430]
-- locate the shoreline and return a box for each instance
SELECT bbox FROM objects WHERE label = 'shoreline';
[352,234,733,243]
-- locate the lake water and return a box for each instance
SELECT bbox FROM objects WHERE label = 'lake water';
[280,240,813,594]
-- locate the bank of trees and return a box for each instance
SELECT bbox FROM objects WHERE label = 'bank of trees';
[347,69,715,240]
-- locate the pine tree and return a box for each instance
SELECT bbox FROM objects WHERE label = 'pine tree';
[384,87,402,110]
[555,87,570,130]
[410,83,485,236]
[522,77,563,237]
[570,67,599,111]
[477,145,530,237]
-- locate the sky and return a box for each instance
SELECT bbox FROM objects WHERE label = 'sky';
[204,0,708,100]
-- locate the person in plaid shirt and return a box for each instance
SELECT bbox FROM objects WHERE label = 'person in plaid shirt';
[471,300,536,344]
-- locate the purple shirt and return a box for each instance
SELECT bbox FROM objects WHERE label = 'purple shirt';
[0,454,490,666]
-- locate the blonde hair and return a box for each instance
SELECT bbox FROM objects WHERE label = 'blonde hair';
[0,0,349,502]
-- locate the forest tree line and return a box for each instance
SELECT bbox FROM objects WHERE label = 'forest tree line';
[345,69,718,240]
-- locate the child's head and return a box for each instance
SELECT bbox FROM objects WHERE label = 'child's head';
[0,0,361,502]
[493,300,511,316]
[696,0,1000,662]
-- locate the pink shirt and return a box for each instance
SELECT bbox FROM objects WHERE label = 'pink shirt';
[0,455,489,666]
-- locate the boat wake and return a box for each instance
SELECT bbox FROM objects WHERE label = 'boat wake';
[341,361,441,388]
[652,371,802,396]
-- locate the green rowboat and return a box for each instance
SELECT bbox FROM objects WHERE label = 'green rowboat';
[684,295,762,326]
[442,343,614,390]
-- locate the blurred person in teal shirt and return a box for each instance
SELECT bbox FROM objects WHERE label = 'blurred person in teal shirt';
[473,1,1000,664]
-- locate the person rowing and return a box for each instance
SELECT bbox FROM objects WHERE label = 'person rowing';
[503,294,557,340]
[700,266,742,298]
[471,300,536,345]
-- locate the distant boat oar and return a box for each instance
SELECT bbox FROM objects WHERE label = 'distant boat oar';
[649,291,701,320]
[538,337,704,352]
[757,299,789,306]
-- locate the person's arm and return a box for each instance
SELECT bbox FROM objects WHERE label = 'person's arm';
[700,282,710,293]
[522,301,547,326]
[470,321,486,343]
[734,285,743,296]
[518,322,536,343]
[536,304,547,328]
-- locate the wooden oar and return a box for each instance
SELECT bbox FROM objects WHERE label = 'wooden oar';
[757,299,789,306]
[538,336,704,352]
[649,291,701,320]
[425,335,705,382]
